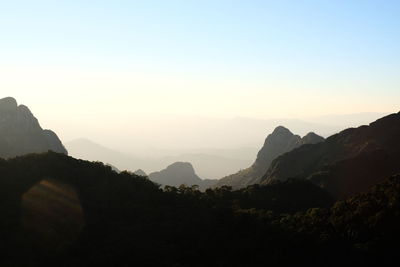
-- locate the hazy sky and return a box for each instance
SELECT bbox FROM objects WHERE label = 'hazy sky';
[1,1,399,150]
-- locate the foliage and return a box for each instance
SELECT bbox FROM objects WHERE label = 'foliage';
[0,152,399,266]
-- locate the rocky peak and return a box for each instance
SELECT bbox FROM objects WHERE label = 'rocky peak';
[0,97,18,111]
[0,99,39,130]
[165,162,196,176]
[271,125,294,136]
[254,126,301,167]
[215,126,325,190]
[0,97,67,158]
[148,162,204,188]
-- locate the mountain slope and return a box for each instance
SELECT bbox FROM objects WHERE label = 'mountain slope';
[0,97,66,158]
[65,138,140,171]
[262,112,400,199]
[215,126,324,189]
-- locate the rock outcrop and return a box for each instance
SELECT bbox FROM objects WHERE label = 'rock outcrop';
[0,97,67,158]
[215,126,324,189]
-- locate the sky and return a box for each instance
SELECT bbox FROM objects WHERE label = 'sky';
[1,0,399,151]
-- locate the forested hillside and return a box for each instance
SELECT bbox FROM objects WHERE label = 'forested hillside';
[0,152,399,266]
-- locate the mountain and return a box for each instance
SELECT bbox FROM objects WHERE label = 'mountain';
[158,153,252,180]
[66,138,251,179]
[262,112,400,199]
[148,162,217,190]
[65,138,141,171]
[0,97,67,158]
[215,126,324,189]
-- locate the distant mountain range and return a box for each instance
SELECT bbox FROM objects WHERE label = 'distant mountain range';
[1,96,398,197]
[215,127,324,189]
[0,97,66,158]
[1,97,399,266]
[77,113,388,157]
[65,138,252,179]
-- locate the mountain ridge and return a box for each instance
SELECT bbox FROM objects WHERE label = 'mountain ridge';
[262,111,400,198]
[215,126,324,189]
[0,97,67,158]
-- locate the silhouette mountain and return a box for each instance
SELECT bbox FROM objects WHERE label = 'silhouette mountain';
[262,112,400,199]
[0,97,66,158]
[215,126,324,189]
[148,162,217,190]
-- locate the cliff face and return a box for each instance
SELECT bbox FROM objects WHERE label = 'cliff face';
[262,112,400,199]
[0,97,67,158]
[215,126,324,189]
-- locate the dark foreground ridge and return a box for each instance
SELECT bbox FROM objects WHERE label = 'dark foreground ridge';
[0,152,399,266]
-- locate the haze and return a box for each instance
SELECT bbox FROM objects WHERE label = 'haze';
[1,1,399,174]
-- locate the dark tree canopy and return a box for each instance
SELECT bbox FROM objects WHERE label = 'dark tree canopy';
[0,152,399,267]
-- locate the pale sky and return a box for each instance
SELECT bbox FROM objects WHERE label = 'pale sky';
[1,0,399,152]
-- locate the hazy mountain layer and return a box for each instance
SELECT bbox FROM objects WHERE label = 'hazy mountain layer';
[67,113,386,156]
[0,97,66,158]
[66,138,252,179]
[215,127,324,189]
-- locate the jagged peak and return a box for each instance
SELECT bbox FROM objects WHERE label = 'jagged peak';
[0,97,18,111]
[271,126,293,136]
[0,97,67,158]
[0,98,34,117]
